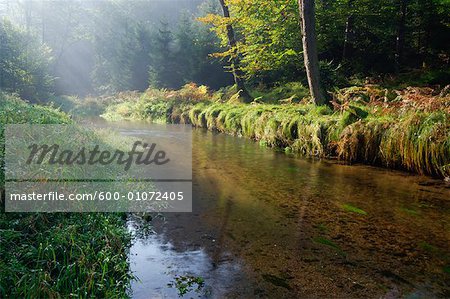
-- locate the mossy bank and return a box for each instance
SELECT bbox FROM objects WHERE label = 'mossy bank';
[102,84,450,178]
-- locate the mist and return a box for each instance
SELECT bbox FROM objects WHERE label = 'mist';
[0,0,232,98]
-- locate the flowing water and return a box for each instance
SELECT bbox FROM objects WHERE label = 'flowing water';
[116,122,449,298]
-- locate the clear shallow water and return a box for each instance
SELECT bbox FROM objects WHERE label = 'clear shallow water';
[120,124,449,298]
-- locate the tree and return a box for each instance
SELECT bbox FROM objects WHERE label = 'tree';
[298,0,326,105]
[175,8,233,89]
[217,0,251,102]
[148,20,184,89]
[342,0,355,61]
[200,0,303,85]
[0,20,54,101]
[395,0,408,70]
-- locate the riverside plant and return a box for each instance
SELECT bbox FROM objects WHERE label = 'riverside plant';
[102,84,450,178]
[0,93,134,298]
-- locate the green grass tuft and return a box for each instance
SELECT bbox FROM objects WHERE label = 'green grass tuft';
[0,93,133,298]
[342,204,368,215]
[101,84,450,178]
[312,237,344,253]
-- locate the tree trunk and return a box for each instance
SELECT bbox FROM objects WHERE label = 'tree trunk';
[0,28,4,89]
[218,0,251,102]
[298,0,326,105]
[342,0,354,60]
[24,1,32,35]
[395,0,407,71]
[41,0,46,44]
[421,0,433,68]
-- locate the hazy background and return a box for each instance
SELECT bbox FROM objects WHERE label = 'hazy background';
[0,0,233,98]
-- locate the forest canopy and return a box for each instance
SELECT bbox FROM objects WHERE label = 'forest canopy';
[0,0,449,102]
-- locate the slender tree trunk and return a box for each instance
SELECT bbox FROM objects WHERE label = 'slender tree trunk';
[298,0,326,105]
[0,28,4,89]
[421,0,433,68]
[395,0,407,71]
[218,0,251,102]
[24,0,32,35]
[342,0,354,60]
[41,0,46,44]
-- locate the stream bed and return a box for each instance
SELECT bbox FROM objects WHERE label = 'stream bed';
[123,124,449,298]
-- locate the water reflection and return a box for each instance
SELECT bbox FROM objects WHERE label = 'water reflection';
[127,127,449,298]
[129,222,245,299]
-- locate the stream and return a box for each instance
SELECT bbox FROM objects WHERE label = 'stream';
[114,122,450,298]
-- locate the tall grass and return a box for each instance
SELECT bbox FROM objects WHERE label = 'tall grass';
[102,84,450,178]
[45,91,141,118]
[0,93,133,298]
[0,213,132,298]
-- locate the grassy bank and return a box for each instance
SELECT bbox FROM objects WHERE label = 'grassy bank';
[0,93,133,298]
[44,91,141,118]
[102,84,450,178]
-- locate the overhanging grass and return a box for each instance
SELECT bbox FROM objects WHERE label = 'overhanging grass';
[101,86,450,178]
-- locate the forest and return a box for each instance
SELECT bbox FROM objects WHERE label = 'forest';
[1,0,449,100]
[1,0,449,298]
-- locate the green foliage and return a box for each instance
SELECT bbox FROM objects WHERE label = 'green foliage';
[381,69,450,89]
[0,213,132,298]
[90,0,232,93]
[0,20,54,101]
[1,0,232,96]
[250,82,310,104]
[0,94,133,298]
[340,104,369,127]
[0,93,71,126]
[312,237,344,253]
[378,111,450,176]
[201,0,450,85]
[48,91,141,118]
[0,93,71,184]
[3,0,449,97]
[148,20,182,89]
[342,204,368,215]
[167,275,205,297]
[199,0,303,83]
[103,85,450,178]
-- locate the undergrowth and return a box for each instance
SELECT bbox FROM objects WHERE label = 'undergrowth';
[102,83,450,178]
[47,91,141,118]
[0,93,133,298]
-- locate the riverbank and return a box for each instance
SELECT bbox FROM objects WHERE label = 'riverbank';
[102,84,450,178]
[0,93,133,298]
